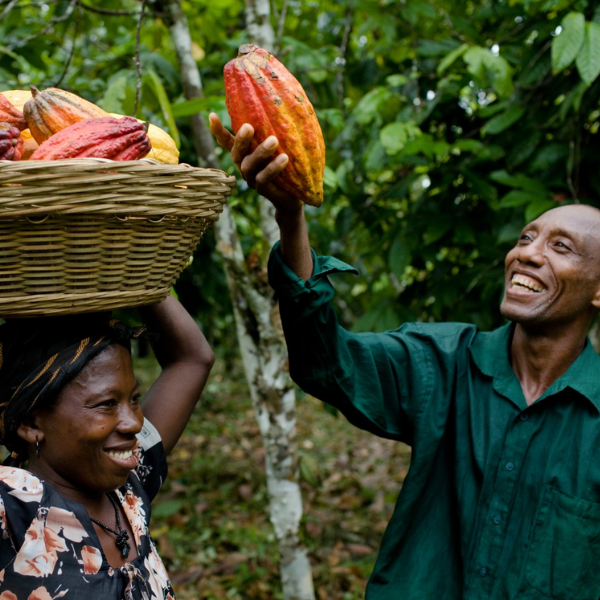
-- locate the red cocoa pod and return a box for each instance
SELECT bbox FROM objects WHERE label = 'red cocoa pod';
[224,44,326,207]
[0,95,26,132]
[30,116,151,161]
[0,122,24,161]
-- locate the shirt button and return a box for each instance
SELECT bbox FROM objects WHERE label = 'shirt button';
[520,413,529,421]
[506,462,514,471]
[493,515,502,525]
[479,567,488,577]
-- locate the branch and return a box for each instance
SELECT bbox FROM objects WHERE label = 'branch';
[273,0,287,55]
[53,2,82,87]
[0,0,19,22]
[133,0,148,117]
[77,1,139,16]
[337,9,352,108]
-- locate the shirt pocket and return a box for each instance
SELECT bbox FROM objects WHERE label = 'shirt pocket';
[524,485,600,600]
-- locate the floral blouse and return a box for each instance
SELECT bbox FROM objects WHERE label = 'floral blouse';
[0,419,175,600]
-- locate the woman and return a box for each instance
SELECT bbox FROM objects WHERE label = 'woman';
[0,294,214,599]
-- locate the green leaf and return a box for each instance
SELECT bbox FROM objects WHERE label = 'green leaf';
[489,170,549,194]
[97,74,129,114]
[529,143,569,171]
[508,130,541,168]
[551,12,585,74]
[352,87,391,125]
[483,105,525,135]
[386,74,408,87]
[499,190,541,208]
[478,101,508,119]
[380,122,421,155]
[463,46,514,99]
[437,43,469,74]
[388,237,412,280]
[144,69,180,149]
[323,165,338,190]
[172,98,213,118]
[525,199,556,222]
[453,139,484,152]
[576,22,600,85]
[423,218,452,245]
[497,221,522,245]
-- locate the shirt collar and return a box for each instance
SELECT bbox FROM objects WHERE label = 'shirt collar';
[470,322,600,411]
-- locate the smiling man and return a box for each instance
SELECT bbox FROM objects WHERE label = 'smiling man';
[210,114,600,600]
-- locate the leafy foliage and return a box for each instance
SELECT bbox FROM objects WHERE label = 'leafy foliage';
[3,0,600,334]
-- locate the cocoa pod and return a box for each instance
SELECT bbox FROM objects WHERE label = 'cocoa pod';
[0,123,24,161]
[0,94,26,131]
[224,44,325,207]
[30,117,151,161]
[24,85,108,145]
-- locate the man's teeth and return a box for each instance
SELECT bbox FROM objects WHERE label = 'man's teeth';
[512,275,545,292]
[106,449,133,460]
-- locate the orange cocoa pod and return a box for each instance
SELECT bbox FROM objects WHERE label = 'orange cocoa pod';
[30,117,151,161]
[0,94,26,131]
[18,129,38,160]
[24,85,109,145]
[224,44,325,207]
[0,123,24,161]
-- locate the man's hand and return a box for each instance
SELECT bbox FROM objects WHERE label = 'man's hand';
[209,113,304,215]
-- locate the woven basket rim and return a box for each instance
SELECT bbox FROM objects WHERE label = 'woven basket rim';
[0,158,237,218]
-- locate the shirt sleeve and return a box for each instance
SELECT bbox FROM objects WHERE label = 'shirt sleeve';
[134,418,168,502]
[268,242,476,445]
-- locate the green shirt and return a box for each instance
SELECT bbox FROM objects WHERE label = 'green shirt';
[268,243,600,600]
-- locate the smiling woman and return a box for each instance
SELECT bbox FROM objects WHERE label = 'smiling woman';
[0,296,214,599]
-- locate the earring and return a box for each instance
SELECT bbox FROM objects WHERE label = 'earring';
[35,437,40,459]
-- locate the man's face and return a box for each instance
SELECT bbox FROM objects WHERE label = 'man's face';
[500,205,600,328]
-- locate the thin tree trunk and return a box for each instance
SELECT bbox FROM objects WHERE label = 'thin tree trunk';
[158,1,314,598]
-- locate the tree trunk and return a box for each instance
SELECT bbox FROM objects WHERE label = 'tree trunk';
[158,1,314,598]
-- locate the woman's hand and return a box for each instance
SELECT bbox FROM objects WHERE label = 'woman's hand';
[209,112,303,216]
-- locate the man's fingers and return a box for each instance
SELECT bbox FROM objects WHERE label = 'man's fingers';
[240,135,281,182]
[209,113,235,152]
[231,123,255,165]
[255,154,289,186]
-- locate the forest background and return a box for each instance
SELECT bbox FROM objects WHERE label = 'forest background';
[2,0,600,598]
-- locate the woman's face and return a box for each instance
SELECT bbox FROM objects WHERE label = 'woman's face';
[34,343,143,497]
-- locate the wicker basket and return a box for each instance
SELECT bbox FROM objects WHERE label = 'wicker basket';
[0,158,236,317]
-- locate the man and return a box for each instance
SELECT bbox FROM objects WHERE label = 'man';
[210,113,600,599]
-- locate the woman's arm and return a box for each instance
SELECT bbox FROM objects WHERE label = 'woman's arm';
[209,113,314,281]
[137,294,214,454]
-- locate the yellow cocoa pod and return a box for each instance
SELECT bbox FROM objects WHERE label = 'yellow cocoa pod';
[109,113,179,164]
[19,129,39,160]
[0,89,32,112]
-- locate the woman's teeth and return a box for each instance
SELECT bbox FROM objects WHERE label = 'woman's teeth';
[106,449,133,460]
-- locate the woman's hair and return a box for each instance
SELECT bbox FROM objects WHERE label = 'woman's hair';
[0,313,146,463]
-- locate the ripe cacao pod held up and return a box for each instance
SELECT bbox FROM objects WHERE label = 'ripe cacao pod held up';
[224,44,325,207]
[24,85,109,145]
[0,123,24,161]
[30,116,151,161]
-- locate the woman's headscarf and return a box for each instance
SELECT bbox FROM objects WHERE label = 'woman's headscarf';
[0,313,146,463]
